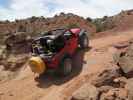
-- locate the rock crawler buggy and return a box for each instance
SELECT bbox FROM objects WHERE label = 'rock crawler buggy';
[28,28,89,75]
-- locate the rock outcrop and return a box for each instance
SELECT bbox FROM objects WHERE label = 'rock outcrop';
[115,42,133,78]
[71,83,99,100]
[125,78,133,100]
[92,9,133,32]
[91,65,121,87]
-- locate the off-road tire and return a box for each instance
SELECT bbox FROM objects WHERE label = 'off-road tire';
[79,34,89,49]
[60,57,72,76]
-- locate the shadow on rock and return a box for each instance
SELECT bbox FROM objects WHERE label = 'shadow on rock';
[35,48,90,88]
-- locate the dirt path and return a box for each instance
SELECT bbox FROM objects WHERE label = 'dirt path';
[0,31,133,100]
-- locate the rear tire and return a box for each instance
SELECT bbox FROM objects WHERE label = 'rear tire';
[60,57,72,76]
[79,34,89,49]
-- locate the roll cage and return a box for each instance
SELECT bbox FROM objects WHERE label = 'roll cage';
[31,28,73,55]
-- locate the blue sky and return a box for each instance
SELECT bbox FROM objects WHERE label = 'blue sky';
[0,0,133,21]
[0,0,10,7]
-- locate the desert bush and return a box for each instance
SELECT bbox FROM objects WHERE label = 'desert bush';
[92,16,115,32]
[86,17,92,22]
[66,23,80,29]
[92,19,104,32]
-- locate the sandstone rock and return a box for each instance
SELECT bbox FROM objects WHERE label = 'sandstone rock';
[113,51,121,64]
[6,32,27,45]
[71,83,99,100]
[116,43,133,78]
[126,43,133,57]
[118,56,133,78]
[113,42,129,49]
[98,86,114,93]
[113,48,127,64]
[0,45,6,59]
[125,78,133,100]
[113,77,127,88]
[100,88,128,100]
[3,54,29,71]
[91,65,121,87]
[5,32,32,54]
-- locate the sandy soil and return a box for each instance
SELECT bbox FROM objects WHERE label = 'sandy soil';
[0,30,133,100]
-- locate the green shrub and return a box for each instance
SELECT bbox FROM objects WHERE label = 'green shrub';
[66,23,80,29]
[92,15,115,32]
[86,17,92,22]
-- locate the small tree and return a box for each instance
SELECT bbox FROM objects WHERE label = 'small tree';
[103,16,108,21]
[30,16,38,23]
[86,17,92,22]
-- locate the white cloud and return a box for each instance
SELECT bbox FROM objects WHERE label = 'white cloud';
[0,0,133,21]
[48,0,133,18]
[0,0,52,21]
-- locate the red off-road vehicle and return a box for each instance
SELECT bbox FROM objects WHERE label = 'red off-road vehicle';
[28,28,89,75]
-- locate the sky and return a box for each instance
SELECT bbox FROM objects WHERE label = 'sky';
[0,0,133,21]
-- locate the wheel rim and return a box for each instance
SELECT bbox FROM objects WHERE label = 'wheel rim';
[64,59,72,74]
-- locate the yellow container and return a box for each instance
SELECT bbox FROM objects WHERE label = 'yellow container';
[28,56,46,74]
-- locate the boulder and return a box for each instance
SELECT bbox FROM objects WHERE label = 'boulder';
[125,78,133,100]
[113,42,129,49]
[118,56,133,78]
[91,65,121,87]
[113,51,122,64]
[5,32,32,54]
[5,32,28,45]
[71,83,99,100]
[113,77,127,88]
[98,85,114,93]
[112,48,127,64]
[118,55,133,78]
[126,43,133,57]
[100,88,128,100]
[0,45,6,59]
[3,54,29,71]
[115,43,133,78]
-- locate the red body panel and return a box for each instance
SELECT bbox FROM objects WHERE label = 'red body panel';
[45,29,80,69]
[70,28,81,35]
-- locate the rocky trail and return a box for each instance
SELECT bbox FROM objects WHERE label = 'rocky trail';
[0,30,133,100]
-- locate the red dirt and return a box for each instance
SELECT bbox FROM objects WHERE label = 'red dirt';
[0,30,133,100]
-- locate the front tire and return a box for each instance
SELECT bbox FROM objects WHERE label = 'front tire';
[79,34,89,49]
